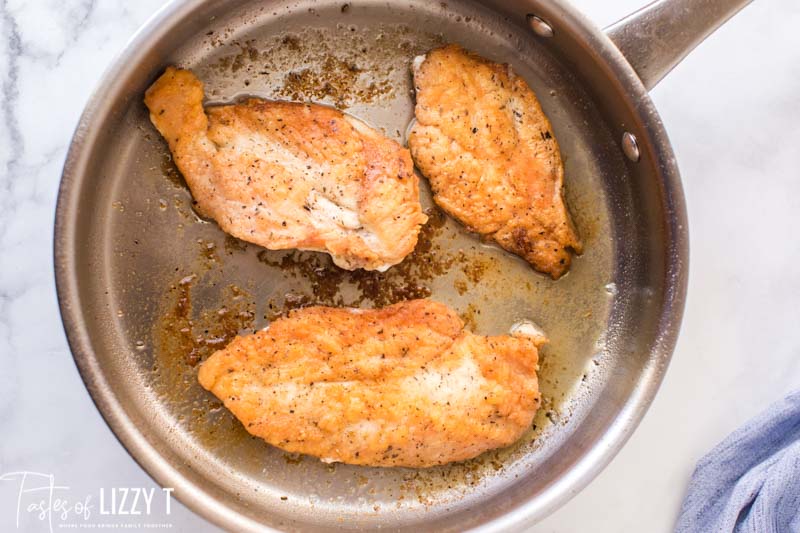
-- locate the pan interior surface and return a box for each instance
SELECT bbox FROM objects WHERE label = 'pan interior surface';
[59,0,674,530]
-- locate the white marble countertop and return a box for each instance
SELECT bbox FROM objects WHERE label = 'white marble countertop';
[1,0,799,531]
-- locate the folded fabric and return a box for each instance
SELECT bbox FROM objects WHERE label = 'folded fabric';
[675,390,800,533]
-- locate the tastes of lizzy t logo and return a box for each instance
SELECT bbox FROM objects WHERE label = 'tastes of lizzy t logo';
[0,471,174,531]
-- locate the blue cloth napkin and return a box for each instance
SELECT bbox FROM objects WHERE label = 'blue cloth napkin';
[675,390,800,533]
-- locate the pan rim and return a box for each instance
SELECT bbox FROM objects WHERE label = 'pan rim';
[53,0,689,530]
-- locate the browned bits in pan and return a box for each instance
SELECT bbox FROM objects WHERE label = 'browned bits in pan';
[155,279,255,367]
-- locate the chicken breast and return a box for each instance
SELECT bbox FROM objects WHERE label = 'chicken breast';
[144,67,427,271]
[408,45,582,278]
[198,299,544,467]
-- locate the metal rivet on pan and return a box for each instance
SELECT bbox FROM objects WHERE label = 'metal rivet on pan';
[527,15,554,38]
[622,132,640,162]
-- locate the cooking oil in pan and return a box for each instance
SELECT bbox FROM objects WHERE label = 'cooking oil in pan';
[145,157,610,500]
[112,14,616,511]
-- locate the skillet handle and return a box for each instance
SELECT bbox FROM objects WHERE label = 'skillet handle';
[605,0,752,91]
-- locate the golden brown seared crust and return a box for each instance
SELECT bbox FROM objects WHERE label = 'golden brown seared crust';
[198,299,545,467]
[144,67,427,271]
[408,45,582,279]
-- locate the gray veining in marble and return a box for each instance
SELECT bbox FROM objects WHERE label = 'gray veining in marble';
[1,0,798,531]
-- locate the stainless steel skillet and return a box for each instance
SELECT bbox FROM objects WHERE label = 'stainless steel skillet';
[54,0,749,530]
